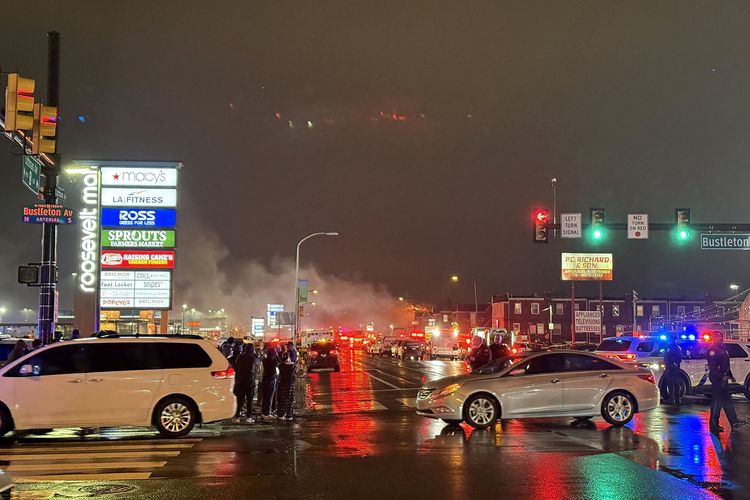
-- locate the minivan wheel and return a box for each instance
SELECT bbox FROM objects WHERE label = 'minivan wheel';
[463,394,499,429]
[601,391,635,426]
[0,406,13,437]
[154,397,196,438]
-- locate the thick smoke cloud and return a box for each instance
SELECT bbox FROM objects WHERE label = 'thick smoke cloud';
[174,224,408,332]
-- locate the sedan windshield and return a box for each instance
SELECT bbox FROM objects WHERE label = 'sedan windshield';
[472,355,518,374]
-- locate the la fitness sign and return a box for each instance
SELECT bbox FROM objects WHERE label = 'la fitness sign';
[78,170,100,293]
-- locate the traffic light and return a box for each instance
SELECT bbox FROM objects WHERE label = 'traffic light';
[675,208,691,241]
[532,208,550,243]
[31,104,58,154]
[4,73,35,131]
[590,208,606,240]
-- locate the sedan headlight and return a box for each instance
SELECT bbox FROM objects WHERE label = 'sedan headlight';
[432,383,462,399]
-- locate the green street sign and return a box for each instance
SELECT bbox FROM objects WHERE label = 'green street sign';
[101,229,176,249]
[22,156,42,195]
[298,279,309,303]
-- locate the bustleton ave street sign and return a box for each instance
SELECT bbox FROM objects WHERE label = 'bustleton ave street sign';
[701,233,750,250]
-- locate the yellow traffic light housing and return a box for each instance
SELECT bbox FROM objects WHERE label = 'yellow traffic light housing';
[31,104,58,154]
[4,73,35,131]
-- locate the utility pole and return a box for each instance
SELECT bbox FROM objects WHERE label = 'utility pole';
[570,281,576,346]
[38,32,61,345]
[632,290,638,334]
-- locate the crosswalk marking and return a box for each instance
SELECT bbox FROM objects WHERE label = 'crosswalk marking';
[0,450,181,460]
[7,460,168,472]
[0,437,199,482]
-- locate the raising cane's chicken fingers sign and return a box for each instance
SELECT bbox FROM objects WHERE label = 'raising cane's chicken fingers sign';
[561,253,613,281]
[100,250,175,269]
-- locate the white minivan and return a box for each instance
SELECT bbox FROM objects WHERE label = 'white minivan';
[0,335,236,437]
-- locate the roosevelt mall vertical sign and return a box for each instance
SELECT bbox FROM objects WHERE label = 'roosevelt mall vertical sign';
[73,161,180,335]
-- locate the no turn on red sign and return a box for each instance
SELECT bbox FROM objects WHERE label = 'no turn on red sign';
[627,214,648,239]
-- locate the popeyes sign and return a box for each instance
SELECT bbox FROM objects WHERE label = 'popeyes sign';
[561,253,613,281]
[100,250,175,269]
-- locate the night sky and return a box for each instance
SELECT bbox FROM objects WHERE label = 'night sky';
[2,2,750,320]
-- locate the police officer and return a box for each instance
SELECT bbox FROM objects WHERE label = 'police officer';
[663,337,683,405]
[706,331,746,433]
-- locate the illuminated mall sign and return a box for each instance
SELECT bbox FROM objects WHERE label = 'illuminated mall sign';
[100,208,176,228]
[99,270,172,309]
[100,167,178,187]
[101,229,176,249]
[100,250,175,269]
[101,188,177,207]
[78,169,101,293]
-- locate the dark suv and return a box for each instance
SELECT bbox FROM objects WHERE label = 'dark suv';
[307,341,340,372]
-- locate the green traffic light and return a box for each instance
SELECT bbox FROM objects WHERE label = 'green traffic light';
[593,229,603,239]
[679,230,689,240]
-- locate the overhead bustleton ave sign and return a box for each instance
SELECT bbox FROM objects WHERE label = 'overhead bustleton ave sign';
[561,253,613,281]
[701,233,750,250]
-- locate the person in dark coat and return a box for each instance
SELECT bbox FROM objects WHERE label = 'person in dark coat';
[468,335,491,370]
[260,345,280,419]
[663,338,683,405]
[233,344,259,423]
[6,340,28,364]
[277,351,297,420]
[221,337,237,365]
[489,334,510,361]
[707,331,746,433]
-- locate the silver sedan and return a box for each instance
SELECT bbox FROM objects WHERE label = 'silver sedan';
[416,350,659,428]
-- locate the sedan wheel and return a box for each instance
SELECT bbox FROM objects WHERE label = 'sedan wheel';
[601,392,635,426]
[464,394,498,429]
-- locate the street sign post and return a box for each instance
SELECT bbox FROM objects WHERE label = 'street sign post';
[21,155,42,195]
[627,214,648,239]
[560,213,582,239]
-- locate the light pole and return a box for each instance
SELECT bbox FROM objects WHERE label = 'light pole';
[730,284,740,339]
[0,307,6,324]
[551,177,557,238]
[182,304,188,334]
[294,232,339,345]
[450,275,478,313]
[190,308,196,334]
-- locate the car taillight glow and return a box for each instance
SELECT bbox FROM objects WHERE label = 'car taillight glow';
[330,349,339,355]
[702,333,711,342]
[212,366,235,379]
[638,373,656,384]
[309,351,319,357]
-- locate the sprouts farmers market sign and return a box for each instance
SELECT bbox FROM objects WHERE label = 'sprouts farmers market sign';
[701,233,750,250]
[101,229,175,248]
[561,253,613,281]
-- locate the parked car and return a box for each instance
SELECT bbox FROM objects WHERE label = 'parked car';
[416,350,659,428]
[397,341,423,360]
[307,340,341,372]
[0,339,34,367]
[0,334,235,438]
[595,336,663,362]
[366,342,383,356]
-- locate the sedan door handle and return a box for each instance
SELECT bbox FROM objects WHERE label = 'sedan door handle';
[88,378,104,383]
[550,379,560,384]
[67,379,83,384]
[598,373,609,378]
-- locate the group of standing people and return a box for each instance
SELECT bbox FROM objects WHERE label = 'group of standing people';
[467,334,510,370]
[220,337,298,424]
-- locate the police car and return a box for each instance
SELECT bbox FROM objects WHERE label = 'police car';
[638,332,750,400]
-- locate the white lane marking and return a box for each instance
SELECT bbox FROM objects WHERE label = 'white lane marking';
[366,372,402,389]
[0,444,194,453]
[8,460,167,472]
[16,438,201,446]
[16,472,152,482]
[0,450,181,460]
[396,398,417,408]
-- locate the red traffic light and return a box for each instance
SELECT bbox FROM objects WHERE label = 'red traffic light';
[534,209,550,223]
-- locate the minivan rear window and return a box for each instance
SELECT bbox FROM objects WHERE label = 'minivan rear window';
[157,343,213,369]
[597,339,632,352]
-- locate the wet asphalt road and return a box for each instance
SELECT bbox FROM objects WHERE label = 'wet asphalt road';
[5,349,750,499]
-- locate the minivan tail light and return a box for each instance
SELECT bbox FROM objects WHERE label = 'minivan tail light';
[309,351,319,358]
[638,373,656,384]
[212,366,235,379]
[329,349,339,356]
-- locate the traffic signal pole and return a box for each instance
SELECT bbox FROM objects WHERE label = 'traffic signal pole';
[38,32,60,344]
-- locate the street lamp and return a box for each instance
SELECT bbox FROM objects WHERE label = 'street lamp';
[190,308,196,334]
[0,307,6,324]
[294,232,339,345]
[182,304,188,334]
[22,308,33,322]
[449,275,478,312]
